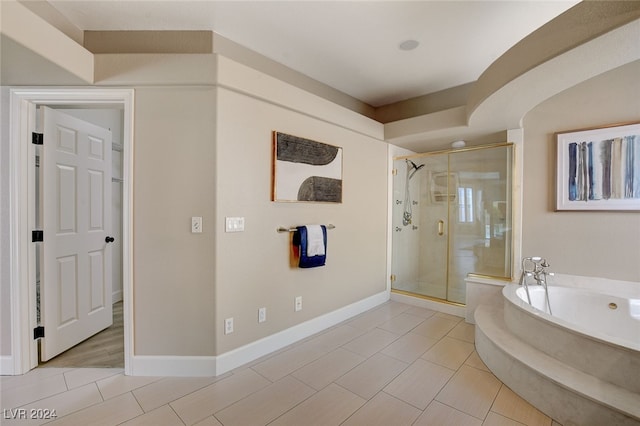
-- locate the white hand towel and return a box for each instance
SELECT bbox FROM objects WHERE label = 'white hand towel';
[305,225,325,257]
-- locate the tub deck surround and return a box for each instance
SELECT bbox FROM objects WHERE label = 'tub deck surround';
[465,275,514,324]
[504,285,640,393]
[549,273,640,300]
[475,275,640,425]
[475,306,640,426]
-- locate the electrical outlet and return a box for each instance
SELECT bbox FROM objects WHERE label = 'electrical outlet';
[258,307,266,323]
[224,317,234,334]
[294,296,302,312]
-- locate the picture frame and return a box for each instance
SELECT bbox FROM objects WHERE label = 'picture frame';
[272,131,343,203]
[555,122,640,211]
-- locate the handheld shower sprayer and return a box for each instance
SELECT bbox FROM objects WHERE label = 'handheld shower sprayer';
[402,159,425,226]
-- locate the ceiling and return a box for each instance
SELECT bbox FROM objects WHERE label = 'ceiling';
[46,0,579,108]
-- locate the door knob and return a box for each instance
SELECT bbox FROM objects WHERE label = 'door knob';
[105,236,115,243]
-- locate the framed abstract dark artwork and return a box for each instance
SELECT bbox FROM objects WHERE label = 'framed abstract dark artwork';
[556,122,640,211]
[272,132,343,203]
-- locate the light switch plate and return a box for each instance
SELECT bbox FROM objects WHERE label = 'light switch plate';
[225,217,245,232]
[191,217,202,233]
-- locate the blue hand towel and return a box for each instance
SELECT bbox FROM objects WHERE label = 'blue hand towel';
[293,225,327,268]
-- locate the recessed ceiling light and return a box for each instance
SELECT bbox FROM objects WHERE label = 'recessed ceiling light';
[398,39,419,51]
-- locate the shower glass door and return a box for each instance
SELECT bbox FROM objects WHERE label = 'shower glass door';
[447,145,513,303]
[391,155,448,299]
[391,144,513,305]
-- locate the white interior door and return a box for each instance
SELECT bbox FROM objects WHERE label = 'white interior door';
[40,106,113,362]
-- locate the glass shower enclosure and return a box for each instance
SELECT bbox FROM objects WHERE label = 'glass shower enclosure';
[391,143,513,305]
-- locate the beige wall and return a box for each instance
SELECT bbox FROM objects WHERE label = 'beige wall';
[214,59,389,354]
[521,60,640,282]
[0,43,387,367]
[124,56,387,356]
[132,87,217,356]
[126,64,388,357]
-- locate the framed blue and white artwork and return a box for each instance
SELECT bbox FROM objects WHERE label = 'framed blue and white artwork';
[272,131,343,203]
[556,122,640,211]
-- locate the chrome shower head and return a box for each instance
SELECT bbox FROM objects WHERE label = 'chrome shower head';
[407,160,425,179]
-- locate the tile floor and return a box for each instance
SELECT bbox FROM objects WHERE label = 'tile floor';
[1,301,561,426]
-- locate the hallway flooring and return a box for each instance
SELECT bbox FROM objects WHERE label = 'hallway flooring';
[1,301,559,425]
[38,302,124,369]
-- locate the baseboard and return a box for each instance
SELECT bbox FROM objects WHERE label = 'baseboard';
[112,290,123,304]
[129,355,216,377]
[127,290,389,377]
[215,290,389,376]
[0,356,15,375]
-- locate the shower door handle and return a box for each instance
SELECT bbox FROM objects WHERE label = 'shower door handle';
[437,220,445,236]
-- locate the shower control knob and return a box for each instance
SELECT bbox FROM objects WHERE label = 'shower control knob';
[105,236,115,243]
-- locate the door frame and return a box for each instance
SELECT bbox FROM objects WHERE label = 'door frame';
[8,88,134,375]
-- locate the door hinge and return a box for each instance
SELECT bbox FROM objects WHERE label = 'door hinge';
[33,326,45,340]
[392,169,397,176]
[32,132,44,145]
[32,230,43,242]
[390,274,396,282]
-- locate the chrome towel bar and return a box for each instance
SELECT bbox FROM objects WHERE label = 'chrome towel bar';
[277,224,335,233]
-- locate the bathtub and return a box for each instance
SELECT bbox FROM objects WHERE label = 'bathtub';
[475,278,640,425]
[502,283,640,393]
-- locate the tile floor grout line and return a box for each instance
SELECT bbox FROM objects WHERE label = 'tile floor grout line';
[487,383,548,426]
[166,402,187,426]
[12,374,80,410]
[129,389,146,417]
[249,366,276,383]
[42,382,112,424]
[61,370,70,392]
[170,376,243,412]
[261,376,323,426]
[205,372,276,419]
[432,397,489,422]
